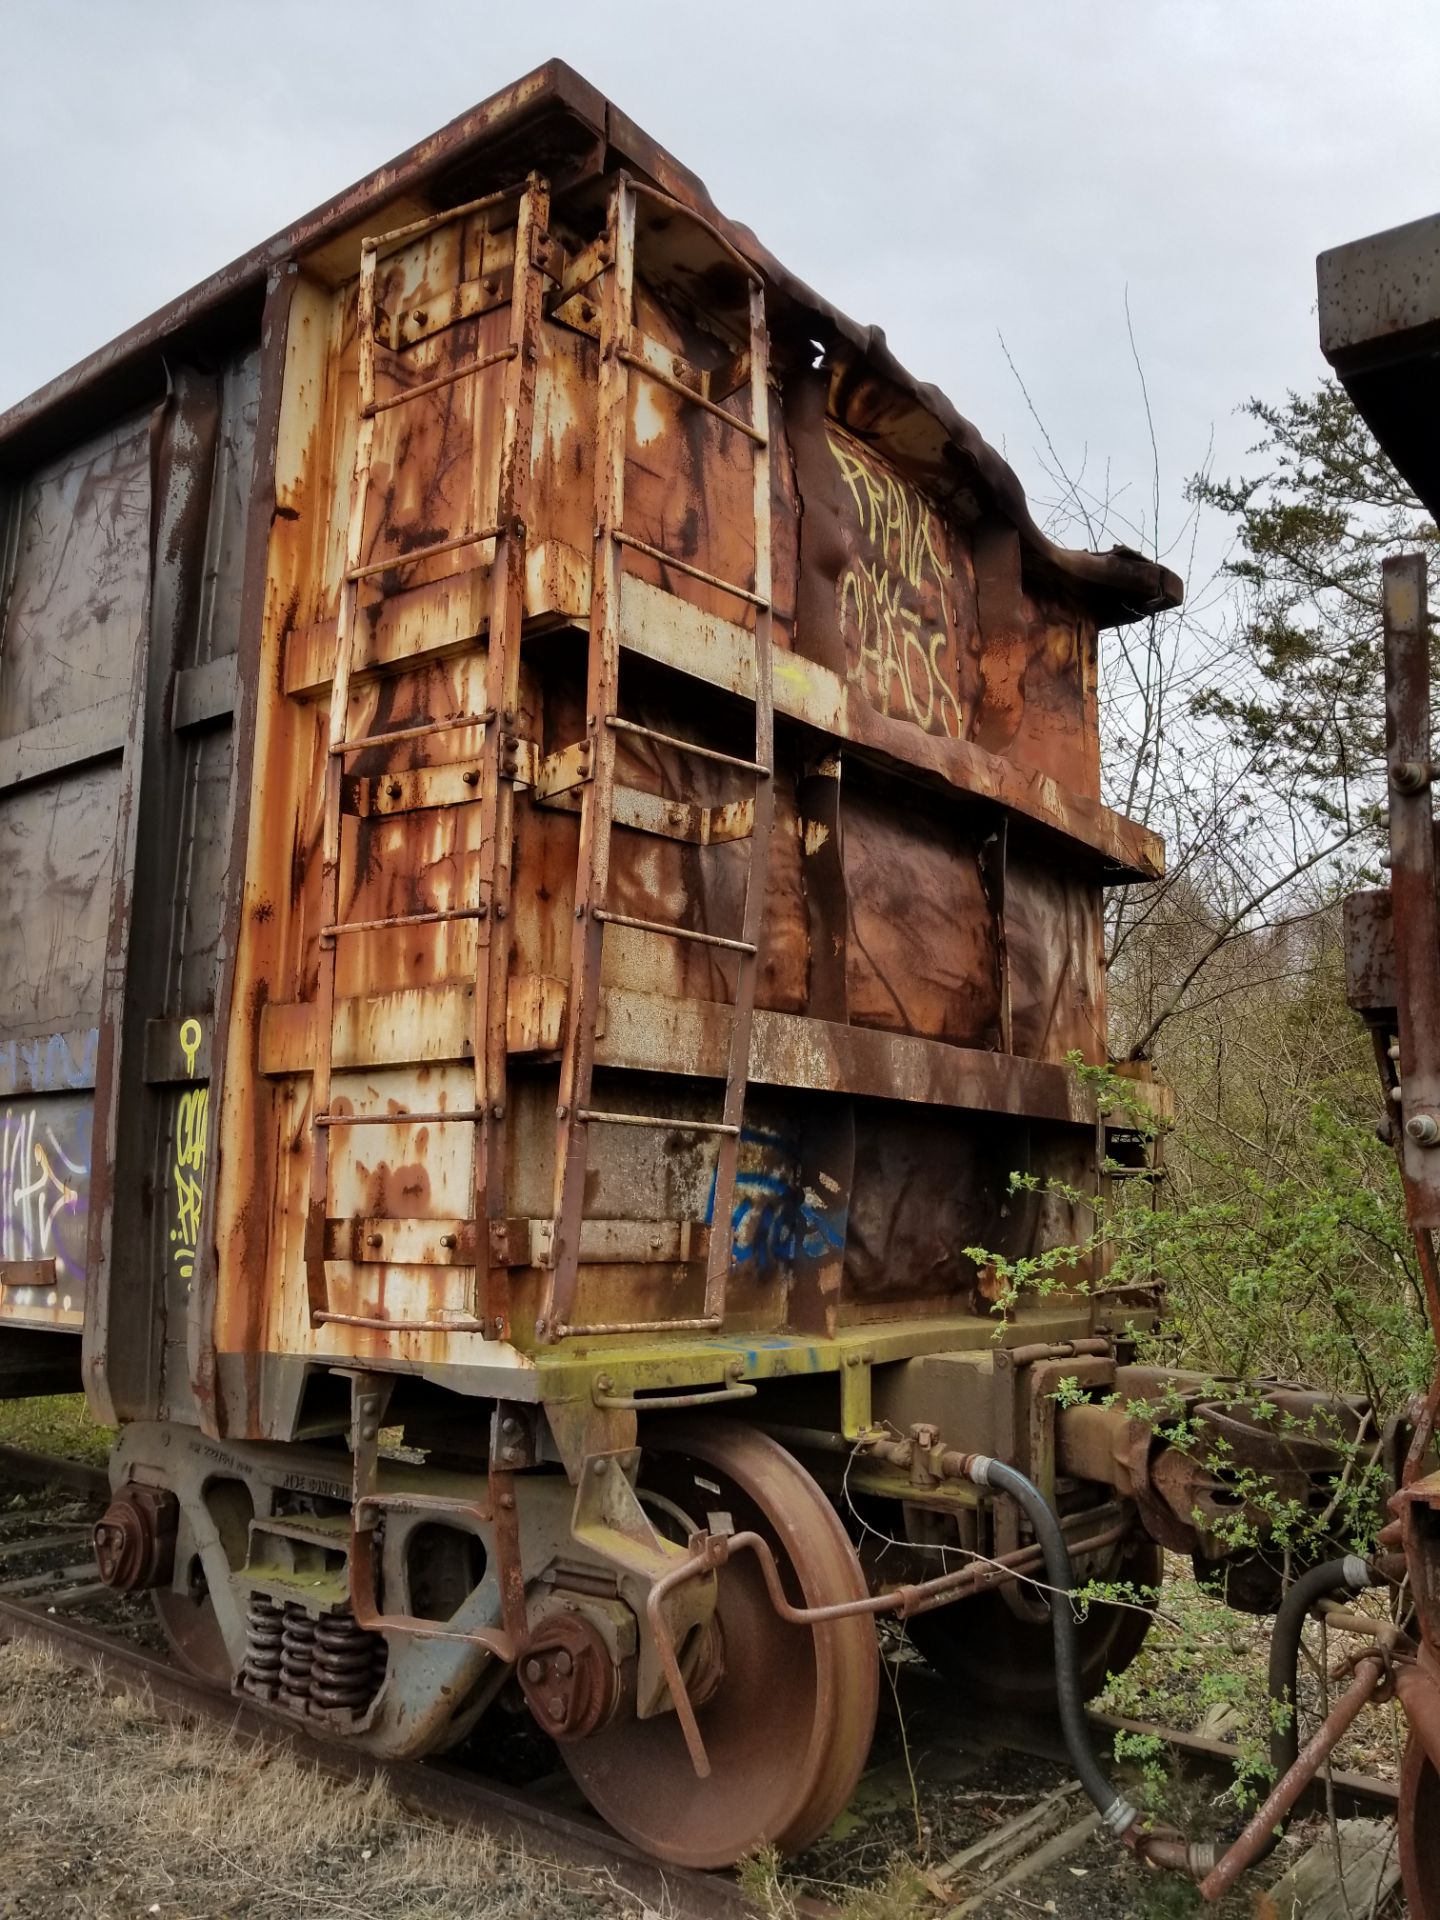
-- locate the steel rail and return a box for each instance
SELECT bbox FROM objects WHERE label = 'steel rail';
[0,1443,110,1500]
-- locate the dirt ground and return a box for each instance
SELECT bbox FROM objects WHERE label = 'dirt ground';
[0,1639,647,1920]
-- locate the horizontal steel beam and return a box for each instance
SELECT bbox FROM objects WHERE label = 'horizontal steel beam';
[0,694,128,796]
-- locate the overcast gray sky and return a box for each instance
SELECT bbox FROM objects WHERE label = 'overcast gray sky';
[3,0,1438,559]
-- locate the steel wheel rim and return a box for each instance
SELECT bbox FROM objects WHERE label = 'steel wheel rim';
[560,1418,879,1868]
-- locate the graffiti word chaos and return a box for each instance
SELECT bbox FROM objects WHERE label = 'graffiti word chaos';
[829,433,963,739]
[169,1018,208,1287]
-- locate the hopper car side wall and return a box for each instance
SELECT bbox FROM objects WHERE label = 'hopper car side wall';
[0,349,260,1412]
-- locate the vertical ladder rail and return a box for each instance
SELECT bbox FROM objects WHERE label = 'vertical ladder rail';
[543,178,636,1341]
[542,182,777,1341]
[471,174,549,1337]
[702,279,775,1320]
[305,240,379,1319]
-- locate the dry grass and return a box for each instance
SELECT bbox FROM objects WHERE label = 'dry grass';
[0,1639,650,1919]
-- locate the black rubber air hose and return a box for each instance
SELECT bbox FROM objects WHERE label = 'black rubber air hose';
[962,1454,1141,1839]
[1256,1552,1378,1853]
[964,1454,1383,1876]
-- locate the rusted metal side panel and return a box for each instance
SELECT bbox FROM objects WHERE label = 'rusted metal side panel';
[0,345,257,1396]
[0,415,151,1332]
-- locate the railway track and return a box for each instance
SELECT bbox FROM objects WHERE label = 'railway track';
[0,1449,1406,1919]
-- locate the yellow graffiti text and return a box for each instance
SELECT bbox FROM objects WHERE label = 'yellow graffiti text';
[840,559,963,740]
[170,1082,208,1285]
[830,438,947,591]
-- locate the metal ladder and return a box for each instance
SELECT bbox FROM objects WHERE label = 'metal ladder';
[541,176,776,1342]
[304,174,551,1339]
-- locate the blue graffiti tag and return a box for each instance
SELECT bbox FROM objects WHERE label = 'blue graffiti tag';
[705,1126,847,1277]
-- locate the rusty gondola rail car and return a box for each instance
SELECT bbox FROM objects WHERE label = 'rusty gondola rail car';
[0,58,1371,1875]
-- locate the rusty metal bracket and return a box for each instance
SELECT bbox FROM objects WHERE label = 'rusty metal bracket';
[533,737,593,798]
[569,1449,714,1733]
[349,1488,514,1658]
[491,1401,538,1470]
[347,1371,394,1510]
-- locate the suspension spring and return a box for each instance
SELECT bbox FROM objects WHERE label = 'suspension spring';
[243,1593,284,1700]
[279,1603,317,1713]
[311,1608,384,1713]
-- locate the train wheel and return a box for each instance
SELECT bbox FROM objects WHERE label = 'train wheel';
[153,1586,233,1688]
[560,1419,880,1868]
[1400,1734,1440,1920]
[906,1533,1163,1711]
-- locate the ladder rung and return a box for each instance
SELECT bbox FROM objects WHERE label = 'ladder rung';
[618,349,767,446]
[314,1311,490,1333]
[575,1109,740,1136]
[322,906,487,939]
[608,715,770,776]
[315,1108,487,1129]
[593,908,756,954]
[613,532,769,610]
[365,346,517,417]
[362,182,523,255]
[349,526,504,584]
[555,1315,724,1337]
[330,710,493,757]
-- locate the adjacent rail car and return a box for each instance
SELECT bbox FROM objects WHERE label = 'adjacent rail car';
[3,63,1294,1868]
[1320,211,1440,1920]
